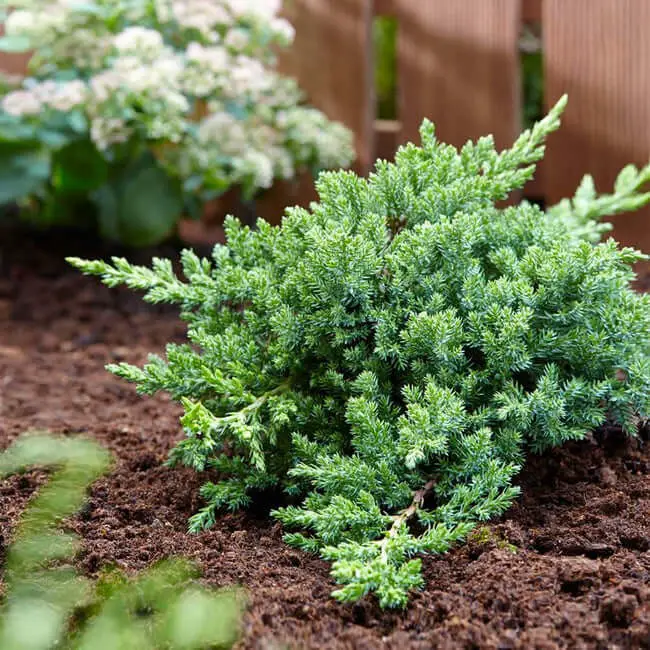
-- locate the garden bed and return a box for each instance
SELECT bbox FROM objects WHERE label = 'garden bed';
[1,230,649,650]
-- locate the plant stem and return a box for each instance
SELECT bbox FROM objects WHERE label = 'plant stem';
[379,480,436,561]
[241,381,291,413]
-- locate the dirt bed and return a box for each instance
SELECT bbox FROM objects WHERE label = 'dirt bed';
[1,229,649,650]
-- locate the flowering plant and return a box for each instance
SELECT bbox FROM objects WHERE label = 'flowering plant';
[0,0,355,245]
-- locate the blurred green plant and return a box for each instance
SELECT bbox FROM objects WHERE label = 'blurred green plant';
[374,16,397,121]
[522,51,543,130]
[0,432,243,649]
[520,25,544,130]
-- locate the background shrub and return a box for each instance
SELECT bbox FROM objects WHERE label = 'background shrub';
[0,0,355,246]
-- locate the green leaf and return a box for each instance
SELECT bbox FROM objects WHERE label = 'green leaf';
[67,111,88,134]
[38,129,71,150]
[92,184,120,242]
[50,70,81,83]
[183,194,203,221]
[94,153,183,247]
[118,157,183,246]
[52,139,108,194]
[162,590,242,648]
[0,35,31,53]
[183,175,203,193]
[0,114,38,143]
[223,100,249,121]
[615,164,640,194]
[0,143,50,205]
[574,174,596,202]
[67,2,105,16]
[37,199,76,226]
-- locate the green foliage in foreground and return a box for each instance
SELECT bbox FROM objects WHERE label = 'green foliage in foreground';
[0,433,242,649]
[69,96,650,608]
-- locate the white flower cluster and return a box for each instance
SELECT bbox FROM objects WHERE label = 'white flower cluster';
[88,50,191,148]
[113,26,165,60]
[2,80,87,117]
[182,43,229,97]
[2,90,41,117]
[166,0,229,41]
[1,0,354,196]
[57,28,114,70]
[154,0,292,44]
[189,109,294,189]
[90,118,131,150]
[281,107,357,170]
[4,4,69,46]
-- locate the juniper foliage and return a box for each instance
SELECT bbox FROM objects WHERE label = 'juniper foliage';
[69,97,650,608]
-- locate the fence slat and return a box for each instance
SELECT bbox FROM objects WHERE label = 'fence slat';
[0,53,29,75]
[0,24,30,75]
[277,0,374,174]
[544,0,650,251]
[374,0,396,16]
[522,0,542,23]
[254,0,374,223]
[396,0,521,154]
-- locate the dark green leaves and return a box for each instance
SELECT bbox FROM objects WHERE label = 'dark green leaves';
[0,112,184,246]
[93,153,184,247]
[52,139,108,194]
[0,112,40,143]
[0,142,50,205]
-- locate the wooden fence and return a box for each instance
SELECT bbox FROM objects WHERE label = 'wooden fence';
[2,1,650,250]
[274,0,650,252]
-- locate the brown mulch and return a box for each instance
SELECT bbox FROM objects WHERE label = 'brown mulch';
[1,228,649,650]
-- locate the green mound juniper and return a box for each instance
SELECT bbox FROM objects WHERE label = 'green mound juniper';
[69,96,650,609]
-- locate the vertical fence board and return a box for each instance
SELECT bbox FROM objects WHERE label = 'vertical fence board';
[544,0,650,252]
[255,0,374,222]
[279,0,373,173]
[374,0,396,17]
[522,0,542,23]
[0,24,29,75]
[0,53,29,75]
[396,0,521,154]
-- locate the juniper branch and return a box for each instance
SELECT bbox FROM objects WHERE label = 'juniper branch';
[380,479,436,562]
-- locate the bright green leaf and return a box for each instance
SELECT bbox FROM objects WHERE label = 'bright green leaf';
[52,139,108,194]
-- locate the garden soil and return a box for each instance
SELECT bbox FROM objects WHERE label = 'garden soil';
[1,229,649,650]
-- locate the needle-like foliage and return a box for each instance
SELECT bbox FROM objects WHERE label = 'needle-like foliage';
[69,97,650,608]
